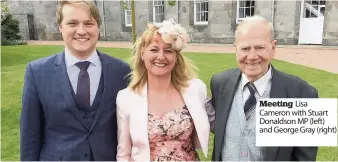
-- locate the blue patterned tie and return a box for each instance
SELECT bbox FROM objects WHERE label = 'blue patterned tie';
[75,61,91,110]
[244,82,257,116]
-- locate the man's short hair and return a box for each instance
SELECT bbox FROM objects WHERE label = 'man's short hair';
[56,0,102,27]
[235,14,274,41]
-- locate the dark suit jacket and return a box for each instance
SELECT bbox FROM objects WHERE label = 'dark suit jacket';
[20,51,131,161]
[210,65,318,161]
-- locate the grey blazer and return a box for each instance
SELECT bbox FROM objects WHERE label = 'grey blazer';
[209,65,319,161]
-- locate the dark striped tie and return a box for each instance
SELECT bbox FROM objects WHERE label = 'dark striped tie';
[244,82,257,116]
[75,61,91,110]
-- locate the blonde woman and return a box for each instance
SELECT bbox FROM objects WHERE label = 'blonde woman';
[116,19,211,161]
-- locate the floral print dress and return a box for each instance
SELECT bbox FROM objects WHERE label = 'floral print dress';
[148,105,199,161]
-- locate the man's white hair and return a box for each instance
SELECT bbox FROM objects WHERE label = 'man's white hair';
[235,14,274,41]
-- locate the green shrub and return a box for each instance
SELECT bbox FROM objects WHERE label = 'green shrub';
[1,3,26,46]
[1,14,22,40]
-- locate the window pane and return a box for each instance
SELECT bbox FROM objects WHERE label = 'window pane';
[158,6,161,16]
[127,13,131,24]
[199,11,202,21]
[320,7,325,15]
[311,6,318,17]
[312,0,319,5]
[313,5,318,10]
[239,7,244,18]
[245,7,250,17]
[162,2,165,20]
[240,0,245,7]
[305,8,310,18]
[155,5,163,22]
[161,12,164,22]
[156,6,159,16]
[196,11,201,22]
[251,0,255,6]
[250,6,254,16]
[201,12,205,21]
[156,14,159,22]
[320,0,326,5]
[245,0,251,6]
[306,8,318,18]
[201,2,205,11]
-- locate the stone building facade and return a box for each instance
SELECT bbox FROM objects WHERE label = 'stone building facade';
[5,0,338,46]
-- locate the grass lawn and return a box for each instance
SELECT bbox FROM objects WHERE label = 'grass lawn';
[2,45,338,161]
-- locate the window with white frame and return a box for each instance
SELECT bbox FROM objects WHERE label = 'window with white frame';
[153,0,164,25]
[194,0,208,25]
[123,0,132,26]
[236,0,255,24]
[303,0,326,18]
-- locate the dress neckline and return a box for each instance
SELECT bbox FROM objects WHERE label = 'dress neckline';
[148,105,187,118]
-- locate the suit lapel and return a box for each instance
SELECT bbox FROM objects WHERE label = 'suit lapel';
[214,69,241,160]
[54,52,90,130]
[262,66,286,161]
[270,66,287,98]
[89,52,112,131]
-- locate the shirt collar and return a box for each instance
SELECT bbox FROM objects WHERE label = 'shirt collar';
[64,48,100,68]
[241,64,273,96]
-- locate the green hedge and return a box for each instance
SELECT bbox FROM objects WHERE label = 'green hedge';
[1,39,27,46]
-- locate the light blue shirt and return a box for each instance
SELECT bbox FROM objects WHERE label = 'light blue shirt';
[64,48,102,106]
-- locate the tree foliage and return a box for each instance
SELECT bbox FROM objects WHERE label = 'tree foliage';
[1,2,10,23]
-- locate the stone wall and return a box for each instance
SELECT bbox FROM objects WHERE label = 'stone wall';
[4,0,338,46]
[323,1,338,46]
[273,1,302,45]
[207,1,237,44]
[12,14,30,40]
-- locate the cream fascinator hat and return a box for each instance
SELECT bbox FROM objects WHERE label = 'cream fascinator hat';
[147,18,190,51]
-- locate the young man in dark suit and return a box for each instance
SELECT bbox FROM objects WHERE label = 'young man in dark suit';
[20,1,130,160]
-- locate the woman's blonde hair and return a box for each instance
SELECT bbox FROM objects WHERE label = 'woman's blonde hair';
[128,26,198,94]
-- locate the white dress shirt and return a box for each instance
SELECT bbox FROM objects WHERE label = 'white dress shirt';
[64,48,102,106]
[240,65,273,102]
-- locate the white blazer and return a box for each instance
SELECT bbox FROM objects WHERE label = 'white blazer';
[116,78,210,161]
